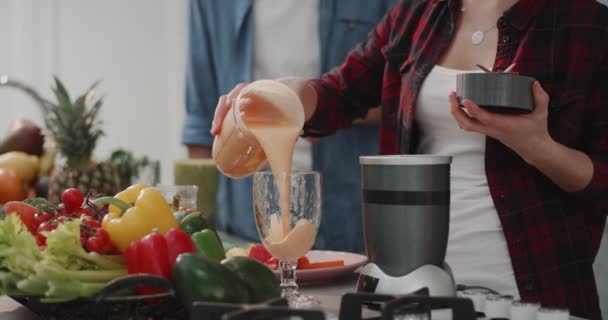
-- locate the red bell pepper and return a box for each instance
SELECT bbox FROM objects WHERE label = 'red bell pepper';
[125,228,196,295]
[165,228,197,264]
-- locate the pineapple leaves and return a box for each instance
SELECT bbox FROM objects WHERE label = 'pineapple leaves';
[47,77,105,168]
[52,77,72,110]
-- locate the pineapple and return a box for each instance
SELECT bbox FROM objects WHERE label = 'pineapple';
[44,77,120,203]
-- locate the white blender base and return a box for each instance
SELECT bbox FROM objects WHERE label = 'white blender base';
[358,263,456,297]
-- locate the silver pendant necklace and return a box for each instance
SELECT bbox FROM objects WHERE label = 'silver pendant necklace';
[461,7,497,45]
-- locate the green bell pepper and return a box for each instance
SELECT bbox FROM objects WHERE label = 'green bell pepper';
[191,229,225,261]
[179,212,211,236]
[173,253,249,307]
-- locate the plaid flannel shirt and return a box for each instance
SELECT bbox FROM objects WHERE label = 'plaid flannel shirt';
[304,0,608,318]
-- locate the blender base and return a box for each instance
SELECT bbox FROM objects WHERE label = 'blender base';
[357,263,456,297]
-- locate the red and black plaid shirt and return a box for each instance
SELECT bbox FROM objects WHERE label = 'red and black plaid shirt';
[304,0,608,318]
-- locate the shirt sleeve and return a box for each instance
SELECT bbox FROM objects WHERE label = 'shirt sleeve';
[181,0,219,147]
[572,51,608,206]
[302,5,396,137]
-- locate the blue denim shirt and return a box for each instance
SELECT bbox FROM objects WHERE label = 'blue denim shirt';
[182,0,394,253]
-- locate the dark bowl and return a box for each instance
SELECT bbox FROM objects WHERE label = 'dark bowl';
[456,73,535,114]
[10,274,293,320]
[10,275,186,320]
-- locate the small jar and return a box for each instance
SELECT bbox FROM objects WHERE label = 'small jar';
[484,294,513,318]
[536,307,570,320]
[460,288,491,313]
[510,301,540,320]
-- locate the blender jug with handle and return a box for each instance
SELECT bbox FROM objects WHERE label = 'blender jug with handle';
[212,80,304,178]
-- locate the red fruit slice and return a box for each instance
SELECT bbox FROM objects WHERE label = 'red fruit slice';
[298,260,345,270]
[248,244,272,263]
[4,201,38,233]
[297,256,310,268]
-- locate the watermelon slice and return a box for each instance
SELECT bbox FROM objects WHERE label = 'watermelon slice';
[248,244,272,263]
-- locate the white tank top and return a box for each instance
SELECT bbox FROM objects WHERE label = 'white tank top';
[415,65,520,297]
[253,0,320,171]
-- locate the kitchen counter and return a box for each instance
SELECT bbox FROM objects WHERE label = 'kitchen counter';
[0,276,353,320]
[0,277,587,320]
[0,232,588,319]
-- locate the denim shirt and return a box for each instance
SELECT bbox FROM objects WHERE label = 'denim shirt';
[182,0,394,253]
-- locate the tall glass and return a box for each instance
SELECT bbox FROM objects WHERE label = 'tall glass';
[252,171,321,306]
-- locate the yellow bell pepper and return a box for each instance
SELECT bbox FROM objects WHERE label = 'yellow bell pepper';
[94,184,178,252]
[108,184,147,213]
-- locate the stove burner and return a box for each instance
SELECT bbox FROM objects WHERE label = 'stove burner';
[223,307,325,320]
[339,293,475,320]
[188,293,476,320]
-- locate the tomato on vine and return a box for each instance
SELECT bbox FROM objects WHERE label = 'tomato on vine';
[61,188,84,209]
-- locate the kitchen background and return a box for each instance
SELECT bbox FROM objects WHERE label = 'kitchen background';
[0,0,606,317]
[0,0,187,184]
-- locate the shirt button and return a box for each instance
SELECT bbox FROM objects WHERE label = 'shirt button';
[500,194,507,201]
[501,35,511,43]
[524,281,536,293]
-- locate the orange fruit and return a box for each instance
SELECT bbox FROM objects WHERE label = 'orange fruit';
[0,168,27,204]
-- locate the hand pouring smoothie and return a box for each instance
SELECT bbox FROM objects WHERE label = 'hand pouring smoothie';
[212,80,316,260]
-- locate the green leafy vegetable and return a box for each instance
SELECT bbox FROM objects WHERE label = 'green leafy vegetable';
[0,214,127,301]
[0,215,42,277]
[42,219,125,270]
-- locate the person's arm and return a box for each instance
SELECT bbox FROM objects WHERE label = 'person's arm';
[353,107,382,125]
[449,56,608,199]
[303,7,397,137]
[210,3,400,136]
[182,0,219,158]
[567,54,608,201]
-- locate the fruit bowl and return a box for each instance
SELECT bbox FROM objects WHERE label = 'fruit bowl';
[10,274,298,320]
[10,275,187,320]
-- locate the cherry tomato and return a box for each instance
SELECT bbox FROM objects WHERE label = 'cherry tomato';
[35,212,54,226]
[101,240,116,254]
[84,228,113,253]
[35,222,56,246]
[96,228,110,242]
[35,233,45,247]
[57,208,70,217]
[61,188,84,209]
[37,222,55,233]
[75,207,93,218]
[55,216,71,224]
[82,218,101,229]
[85,237,103,253]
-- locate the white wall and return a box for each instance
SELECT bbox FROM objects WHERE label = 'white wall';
[0,0,188,184]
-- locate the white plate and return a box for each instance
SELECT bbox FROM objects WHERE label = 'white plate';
[272,250,368,283]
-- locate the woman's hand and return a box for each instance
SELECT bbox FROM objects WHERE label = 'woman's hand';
[209,78,318,136]
[210,83,248,136]
[449,81,552,164]
[449,81,594,192]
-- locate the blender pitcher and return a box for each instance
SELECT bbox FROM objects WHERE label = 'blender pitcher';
[212,80,305,178]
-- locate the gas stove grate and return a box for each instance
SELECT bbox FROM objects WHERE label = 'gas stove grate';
[189,293,476,320]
